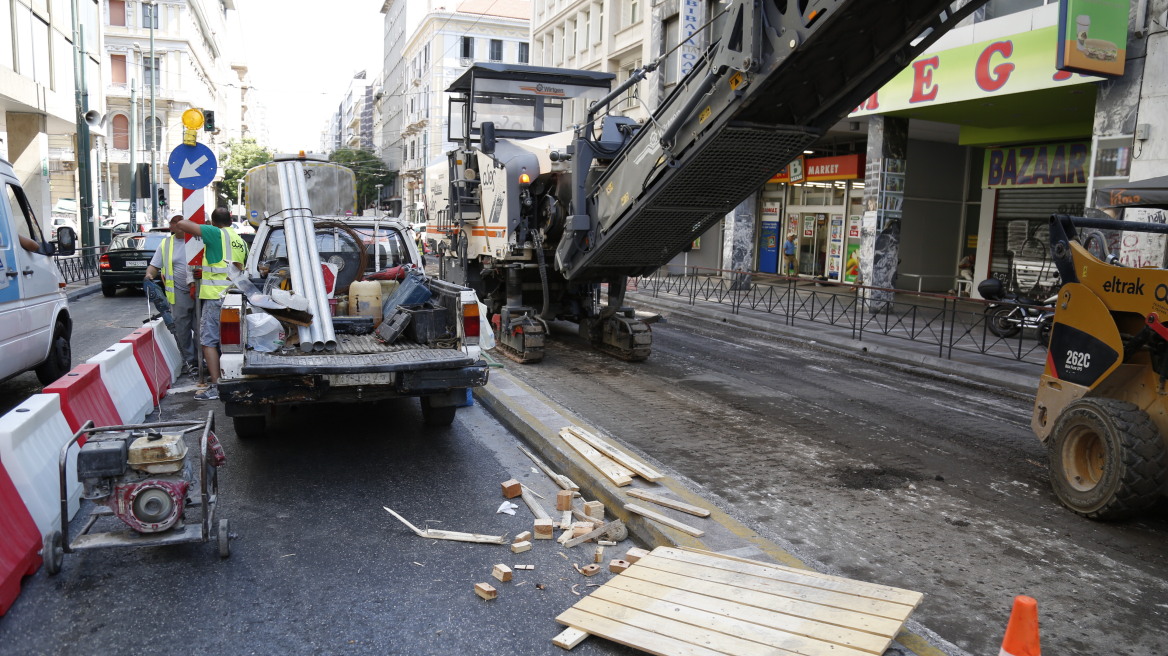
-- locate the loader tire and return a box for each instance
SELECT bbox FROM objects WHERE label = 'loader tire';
[1047,398,1168,520]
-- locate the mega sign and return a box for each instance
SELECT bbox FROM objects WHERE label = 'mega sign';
[852,26,1101,116]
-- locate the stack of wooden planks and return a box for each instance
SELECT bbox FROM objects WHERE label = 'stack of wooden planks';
[554,546,924,655]
[559,425,663,487]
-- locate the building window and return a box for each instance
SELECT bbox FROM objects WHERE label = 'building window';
[582,12,590,48]
[518,42,529,64]
[629,0,639,25]
[622,59,642,109]
[461,36,474,60]
[112,114,130,150]
[111,53,127,84]
[143,56,160,87]
[489,39,503,62]
[663,17,679,88]
[143,116,162,150]
[109,0,126,26]
[142,2,158,29]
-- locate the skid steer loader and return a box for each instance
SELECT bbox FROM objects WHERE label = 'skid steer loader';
[1034,213,1168,520]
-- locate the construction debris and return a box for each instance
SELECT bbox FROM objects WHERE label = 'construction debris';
[624,547,649,563]
[534,518,554,539]
[520,488,552,520]
[559,429,634,487]
[623,503,705,537]
[626,488,710,517]
[608,559,630,574]
[511,540,532,554]
[579,564,601,577]
[518,445,580,492]
[474,582,497,600]
[383,507,509,545]
[556,490,574,511]
[514,531,532,543]
[501,479,522,499]
[492,564,513,582]
[552,627,589,650]
[563,425,663,482]
[514,565,535,570]
[583,500,605,520]
[496,501,519,515]
[593,546,605,564]
[563,520,625,549]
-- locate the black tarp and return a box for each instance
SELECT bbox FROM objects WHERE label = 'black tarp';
[1094,175,1168,210]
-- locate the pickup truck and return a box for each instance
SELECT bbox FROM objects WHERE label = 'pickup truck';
[217,213,489,437]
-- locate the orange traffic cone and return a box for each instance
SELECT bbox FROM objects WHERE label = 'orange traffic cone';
[999,595,1041,656]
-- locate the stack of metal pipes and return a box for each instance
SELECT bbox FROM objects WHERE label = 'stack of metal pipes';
[276,161,337,352]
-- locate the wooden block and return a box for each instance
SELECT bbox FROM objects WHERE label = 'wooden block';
[474,582,497,600]
[572,522,594,538]
[514,531,532,543]
[580,563,601,576]
[514,564,534,570]
[556,489,574,511]
[561,510,573,527]
[552,626,589,650]
[534,518,554,539]
[624,547,649,563]
[608,559,630,573]
[593,545,605,563]
[511,540,532,554]
[557,528,574,545]
[583,500,605,520]
[492,564,513,582]
[501,478,522,499]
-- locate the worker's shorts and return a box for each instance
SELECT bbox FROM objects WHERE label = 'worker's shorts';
[200,298,223,347]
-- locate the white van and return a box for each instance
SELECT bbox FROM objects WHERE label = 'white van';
[0,158,76,384]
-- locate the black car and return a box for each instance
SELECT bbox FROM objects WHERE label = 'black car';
[99,231,168,297]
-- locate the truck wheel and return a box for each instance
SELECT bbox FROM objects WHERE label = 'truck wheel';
[35,321,71,385]
[1047,398,1168,520]
[101,283,117,297]
[232,415,267,439]
[420,397,456,427]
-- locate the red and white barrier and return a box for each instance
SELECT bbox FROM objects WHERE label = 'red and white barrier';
[0,460,41,616]
[87,343,154,424]
[147,317,182,384]
[0,394,81,538]
[42,364,121,435]
[121,326,170,403]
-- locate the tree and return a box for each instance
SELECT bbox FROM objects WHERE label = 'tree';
[328,148,395,213]
[219,138,273,207]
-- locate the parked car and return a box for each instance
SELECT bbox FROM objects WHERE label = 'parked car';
[99,231,167,297]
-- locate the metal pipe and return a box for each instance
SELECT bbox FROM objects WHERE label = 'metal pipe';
[277,165,319,351]
[286,163,336,350]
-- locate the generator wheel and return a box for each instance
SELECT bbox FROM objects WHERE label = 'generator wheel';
[1047,398,1168,520]
[43,530,63,575]
[218,519,231,558]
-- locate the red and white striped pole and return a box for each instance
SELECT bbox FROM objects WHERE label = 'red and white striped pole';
[182,187,205,268]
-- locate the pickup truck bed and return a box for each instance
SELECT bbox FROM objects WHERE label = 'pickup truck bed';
[241,336,476,375]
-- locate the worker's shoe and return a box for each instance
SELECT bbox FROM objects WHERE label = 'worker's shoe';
[182,361,198,377]
[194,384,219,401]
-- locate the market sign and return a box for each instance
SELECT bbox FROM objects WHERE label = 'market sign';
[982,141,1090,188]
[851,25,1102,117]
[1056,0,1128,77]
[770,154,863,183]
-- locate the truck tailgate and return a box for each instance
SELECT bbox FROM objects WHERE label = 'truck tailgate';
[241,335,476,375]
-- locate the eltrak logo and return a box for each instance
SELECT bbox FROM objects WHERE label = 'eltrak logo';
[1102,275,1145,295]
[520,84,566,97]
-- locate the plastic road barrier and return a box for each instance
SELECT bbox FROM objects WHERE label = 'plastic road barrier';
[87,343,154,424]
[121,326,170,403]
[0,461,42,616]
[42,364,121,435]
[0,394,81,537]
[147,317,182,384]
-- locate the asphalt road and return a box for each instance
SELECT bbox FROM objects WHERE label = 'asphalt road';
[0,289,157,416]
[502,316,1168,656]
[0,306,637,654]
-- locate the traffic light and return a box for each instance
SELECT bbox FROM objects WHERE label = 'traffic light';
[158,187,167,208]
[204,110,216,132]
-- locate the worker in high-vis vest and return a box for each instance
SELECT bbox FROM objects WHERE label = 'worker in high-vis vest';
[176,207,249,401]
[145,214,197,374]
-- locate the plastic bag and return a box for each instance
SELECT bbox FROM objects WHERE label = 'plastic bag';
[477,301,495,350]
[246,313,285,352]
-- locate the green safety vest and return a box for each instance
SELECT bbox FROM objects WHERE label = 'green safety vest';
[199,227,245,300]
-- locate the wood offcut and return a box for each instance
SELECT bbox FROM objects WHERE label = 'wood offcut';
[626,488,711,517]
[383,507,508,544]
[623,503,705,537]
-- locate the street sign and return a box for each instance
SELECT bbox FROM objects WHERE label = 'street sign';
[168,143,218,190]
[250,210,258,218]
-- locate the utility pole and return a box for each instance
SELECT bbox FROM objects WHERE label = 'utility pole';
[130,81,138,227]
[149,0,159,227]
[70,0,93,248]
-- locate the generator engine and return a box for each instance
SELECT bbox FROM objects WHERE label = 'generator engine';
[76,429,223,533]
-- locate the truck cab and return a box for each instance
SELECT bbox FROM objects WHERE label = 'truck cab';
[0,158,76,385]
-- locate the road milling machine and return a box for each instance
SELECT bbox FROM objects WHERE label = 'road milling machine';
[1035,214,1168,520]
[429,0,987,363]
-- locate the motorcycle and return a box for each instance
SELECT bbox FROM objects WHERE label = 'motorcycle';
[978,277,1057,344]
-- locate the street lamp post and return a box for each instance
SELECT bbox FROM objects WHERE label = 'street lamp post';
[148,1,159,227]
[375,183,384,217]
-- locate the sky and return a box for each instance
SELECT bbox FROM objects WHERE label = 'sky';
[236,1,384,153]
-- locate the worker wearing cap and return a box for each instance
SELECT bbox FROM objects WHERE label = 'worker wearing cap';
[175,207,248,401]
[146,214,198,375]
[783,233,798,276]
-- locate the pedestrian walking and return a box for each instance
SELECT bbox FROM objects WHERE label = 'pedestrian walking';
[783,233,797,276]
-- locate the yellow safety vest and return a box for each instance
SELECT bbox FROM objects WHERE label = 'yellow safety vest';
[199,226,238,300]
[160,235,178,303]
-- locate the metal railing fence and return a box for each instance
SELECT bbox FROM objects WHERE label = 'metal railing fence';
[55,245,106,285]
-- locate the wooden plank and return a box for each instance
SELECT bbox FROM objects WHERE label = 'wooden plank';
[588,584,876,656]
[552,627,589,650]
[623,503,705,537]
[383,507,508,544]
[517,445,579,492]
[560,429,634,486]
[618,565,904,637]
[634,554,912,623]
[557,607,725,656]
[520,488,551,520]
[602,575,891,655]
[563,425,664,481]
[570,596,792,656]
[626,489,711,517]
[665,547,922,608]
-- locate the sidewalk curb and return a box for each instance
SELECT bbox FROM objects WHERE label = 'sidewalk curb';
[66,282,102,301]
[474,369,956,656]
[630,290,1040,399]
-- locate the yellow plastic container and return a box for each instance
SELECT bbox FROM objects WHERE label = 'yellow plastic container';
[349,281,383,324]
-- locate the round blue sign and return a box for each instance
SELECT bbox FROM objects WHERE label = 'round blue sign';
[167,143,218,190]
[250,210,258,218]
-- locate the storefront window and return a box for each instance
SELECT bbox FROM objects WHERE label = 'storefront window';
[790,182,847,206]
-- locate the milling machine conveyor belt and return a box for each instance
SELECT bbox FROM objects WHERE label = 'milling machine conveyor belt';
[563,0,986,281]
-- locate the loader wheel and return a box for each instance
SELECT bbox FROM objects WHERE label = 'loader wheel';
[1047,398,1168,520]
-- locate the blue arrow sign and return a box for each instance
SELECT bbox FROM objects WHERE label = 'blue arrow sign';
[168,143,218,190]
